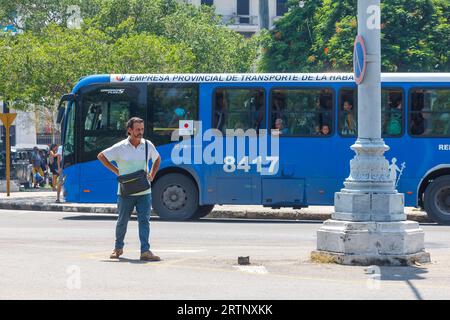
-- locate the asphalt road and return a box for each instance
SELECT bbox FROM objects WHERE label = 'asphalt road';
[1,208,450,300]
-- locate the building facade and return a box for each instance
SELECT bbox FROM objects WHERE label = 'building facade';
[1,102,60,149]
[188,0,289,36]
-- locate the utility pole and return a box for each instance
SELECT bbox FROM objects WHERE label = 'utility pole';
[311,0,430,266]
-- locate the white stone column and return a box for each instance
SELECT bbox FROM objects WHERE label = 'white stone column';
[311,0,430,266]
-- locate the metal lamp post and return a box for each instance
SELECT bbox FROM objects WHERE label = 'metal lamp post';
[311,0,430,266]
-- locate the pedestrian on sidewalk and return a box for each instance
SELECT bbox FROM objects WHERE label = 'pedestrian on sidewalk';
[97,117,161,262]
[30,147,44,188]
[55,145,63,203]
[49,144,59,191]
[39,149,49,187]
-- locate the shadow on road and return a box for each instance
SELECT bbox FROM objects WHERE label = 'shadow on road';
[378,266,429,300]
[99,257,161,265]
[62,215,118,221]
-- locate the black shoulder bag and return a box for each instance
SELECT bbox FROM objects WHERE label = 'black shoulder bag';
[117,141,151,196]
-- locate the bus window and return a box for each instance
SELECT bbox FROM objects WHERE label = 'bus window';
[382,89,403,137]
[213,88,265,134]
[148,84,198,145]
[80,85,144,162]
[338,89,357,137]
[270,88,333,136]
[409,89,450,137]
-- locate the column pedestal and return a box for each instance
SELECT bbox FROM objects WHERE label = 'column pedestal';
[312,218,430,266]
[312,139,430,266]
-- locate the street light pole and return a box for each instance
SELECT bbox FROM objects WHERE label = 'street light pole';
[311,0,430,266]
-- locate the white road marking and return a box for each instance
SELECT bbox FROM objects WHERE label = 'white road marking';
[233,265,269,275]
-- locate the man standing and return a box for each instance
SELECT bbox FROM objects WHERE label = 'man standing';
[97,117,161,261]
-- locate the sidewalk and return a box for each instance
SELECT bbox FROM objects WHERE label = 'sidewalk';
[0,190,431,222]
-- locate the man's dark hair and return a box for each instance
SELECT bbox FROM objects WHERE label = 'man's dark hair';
[126,117,144,135]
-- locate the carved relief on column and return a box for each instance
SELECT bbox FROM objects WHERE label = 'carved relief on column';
[343,139,396,191]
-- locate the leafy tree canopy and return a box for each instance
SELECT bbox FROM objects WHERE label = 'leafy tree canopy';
[259,0,450,72]
[0,0,258,110]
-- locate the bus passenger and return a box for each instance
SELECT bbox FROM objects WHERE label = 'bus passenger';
[410,113,425,135]
[272,118,289,136]
[314,124,320,135]
[253,96,265,131]
[340,101,356,135]
[385,98,402,135]
[234,121,245,130]
[168,106,188,128]
[272,94,285,124]
[316,97,332,130]
[214,91,227,132]
[319,124,330,136]
[410,96,425,135]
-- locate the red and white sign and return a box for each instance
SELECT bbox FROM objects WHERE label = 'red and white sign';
[354,35,367,85]
[179,120,194,136]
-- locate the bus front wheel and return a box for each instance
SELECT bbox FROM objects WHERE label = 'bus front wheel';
[424,175,450,225]
[152,173,199,221]
[193,205,215,219]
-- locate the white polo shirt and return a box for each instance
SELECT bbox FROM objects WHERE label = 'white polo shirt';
[102,138,160,196]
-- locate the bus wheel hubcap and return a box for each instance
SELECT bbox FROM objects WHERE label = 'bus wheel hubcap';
[163,185,187,211]
[436,187,450,215]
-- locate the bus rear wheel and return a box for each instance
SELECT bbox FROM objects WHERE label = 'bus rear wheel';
[152,173,199,221]
[424,175,450,225]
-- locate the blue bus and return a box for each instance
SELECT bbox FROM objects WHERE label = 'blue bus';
[57,73,450,224]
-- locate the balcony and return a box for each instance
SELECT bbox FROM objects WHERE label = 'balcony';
[221,15,260,34]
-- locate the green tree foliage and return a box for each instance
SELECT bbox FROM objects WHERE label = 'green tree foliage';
[259,0,450,72]
[85,0,257,72]
[0,0,257,110]
[0,0,100,32]
[110,33,195,74]
[0,24,108,109]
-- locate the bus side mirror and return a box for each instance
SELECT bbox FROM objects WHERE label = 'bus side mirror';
[56,107,65,124]
[56,93,76,124]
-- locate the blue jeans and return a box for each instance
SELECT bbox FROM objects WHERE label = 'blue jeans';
[115,193,152,253]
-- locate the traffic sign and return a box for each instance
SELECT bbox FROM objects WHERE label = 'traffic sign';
[0,113,17,128]
[353,35,367,85]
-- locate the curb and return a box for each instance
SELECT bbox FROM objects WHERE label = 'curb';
[0,200,117,214]
[209,209,431,223]
[0,200,432,223]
